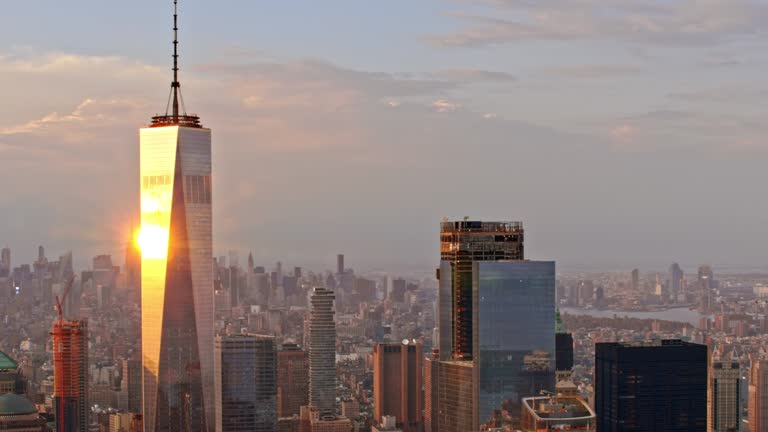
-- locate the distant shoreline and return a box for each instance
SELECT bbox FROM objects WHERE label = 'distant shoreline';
[560,306,706,326]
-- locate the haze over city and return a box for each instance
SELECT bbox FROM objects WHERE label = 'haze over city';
[1,1,767,272]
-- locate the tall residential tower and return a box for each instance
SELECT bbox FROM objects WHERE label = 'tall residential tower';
[140,2,214,431]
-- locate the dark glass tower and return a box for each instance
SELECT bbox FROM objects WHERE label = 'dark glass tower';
[595,340,707,432]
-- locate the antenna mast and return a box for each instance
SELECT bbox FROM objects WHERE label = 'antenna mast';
[172,0,180,121]
[151,0,202,127]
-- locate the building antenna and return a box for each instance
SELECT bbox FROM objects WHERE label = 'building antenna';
[166,0,186,120]
[154,0,200,127]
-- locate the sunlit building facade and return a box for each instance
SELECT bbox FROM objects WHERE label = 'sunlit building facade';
[140,121,214,432]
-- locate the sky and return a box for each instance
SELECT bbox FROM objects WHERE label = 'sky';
[1,0,768,274]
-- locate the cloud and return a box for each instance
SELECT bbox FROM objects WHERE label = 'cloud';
[537,64,643,79]
[432,99,463,112]
[432,68,516,82]
[610,123,636,143]
[431,0,768,47]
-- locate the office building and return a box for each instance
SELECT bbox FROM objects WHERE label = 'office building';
[430,220,555,431]
[52,320,89,432]
[595,340,707,431]
[336,255,344,276]
[214,334,277,432]
[710,360,740,432]
[121,359,142,414]
[669,262,684,297]
[0,248,10,278]
[438,220,524,360]
[140,3,214,431]
[278,343,309,417]
[555,310,574,382]
[631,268,639,291]
[373,342,423,432]
[750,360,768,432]
[423,350,438,432]
[473,261,556,424]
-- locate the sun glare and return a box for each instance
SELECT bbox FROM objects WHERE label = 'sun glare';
[138,224,169,260]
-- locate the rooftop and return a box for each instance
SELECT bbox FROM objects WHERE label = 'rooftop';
[522,395,595,422]
[0,351,17,371]
[0,394,37,416]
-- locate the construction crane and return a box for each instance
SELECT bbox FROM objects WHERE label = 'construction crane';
[55,275,76,323]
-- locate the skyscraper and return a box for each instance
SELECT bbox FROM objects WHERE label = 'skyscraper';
[121,359,142,414]
[373,342,423,432]
[214,334,277,432]
[699,265,715,312]
[431,220,555,431]
[631,268,639,291]
[555,310,574,380]
[308,287,337,419]
[749,360,768,432]
[0,248,10,278]
[140,2,214,431]
[710,360,740,432]
[438,220,524,360]
[52,320,89,432]
[669,262,684,298]
[277,343,309,418]
[595,340,707,431]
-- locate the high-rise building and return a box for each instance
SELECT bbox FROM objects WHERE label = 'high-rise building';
[595,340,707,431]
[278,343,309,417]
[431,220,554,431]
[0,248,10,278]
[750,360,768,432]
[555,310,574,379]
[669,262,684,298]
[214,334,277,432]
[699,265,715,312]
[423,350,438,432]
[336,255,344,276]
[631,268,639,291]
[710,360,740,432]
[121,359,142,414]
[308,287,338,419]
[438,220,524,360]
[373,342,423,432]
[140,2,214,432]
[51,320,89,432]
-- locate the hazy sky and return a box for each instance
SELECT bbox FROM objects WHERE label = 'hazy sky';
[1,0,768,273]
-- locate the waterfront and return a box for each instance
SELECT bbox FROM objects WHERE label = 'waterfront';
[561,306,706,326]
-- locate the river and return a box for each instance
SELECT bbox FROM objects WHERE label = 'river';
[560,306,706,326]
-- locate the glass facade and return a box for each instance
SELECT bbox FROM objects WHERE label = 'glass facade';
[214,335,277,432]
[473,261,556,426]
[439,221,524,361]
[140,126,214,432]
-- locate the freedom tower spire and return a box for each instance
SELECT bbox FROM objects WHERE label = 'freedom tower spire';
[140,1,214,431]
[151,0,202,128]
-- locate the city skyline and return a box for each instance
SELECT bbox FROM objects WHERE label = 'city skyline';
[2,1,768,272]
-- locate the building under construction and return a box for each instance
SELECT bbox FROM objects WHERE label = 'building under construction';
[52,320,89,432]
